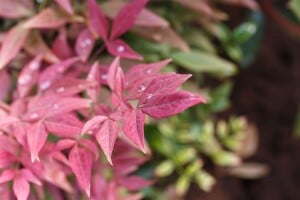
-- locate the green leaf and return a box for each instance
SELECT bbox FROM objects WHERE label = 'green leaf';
[289,0,300,20]
[233,22,258,43]
[171,50,237,76]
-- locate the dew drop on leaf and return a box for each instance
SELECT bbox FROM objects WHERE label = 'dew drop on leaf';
[56,87,65,93]
[18,74,31,85]
[40,81,51,90]
[138,85,146,92]
[117,45,124,53]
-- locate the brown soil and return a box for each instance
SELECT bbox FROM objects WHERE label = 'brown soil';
[187,8,300,200]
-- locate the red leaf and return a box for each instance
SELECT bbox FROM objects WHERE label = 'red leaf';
[138,73,191,105]
[117,175,152,191]
[69,145,93,197]
[122,109,145,151]
[52,29,74,59]
[0,24,29,70]
[106,39,143,60]
[125,59,171,88]
[87,0,108,40]
[38,57,79,91]
[23,8,69,29]
[0,70,10,100]
[27,121,48,162]
[54,0,73,14]
[75,29,95,61]
[95,119,119,165]
[110,0,148,39]
[17,55,42,98]
[140,91,206,118]
[0,0,33,19]
[13,175,30,200]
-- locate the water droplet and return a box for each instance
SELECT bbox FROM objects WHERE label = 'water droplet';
[52,104,59,109]
[56,87,65,93]
[30,113,39,119]
[146,69,152,74]
[138,85,146,92]
[40,81,51,90]
[29,63,39,70]
[18,74,31,85]
[117,45,124,53]
[80,39,92,48]
[101,74,107,80]
[87,130,93,134]
[147,93,153,99]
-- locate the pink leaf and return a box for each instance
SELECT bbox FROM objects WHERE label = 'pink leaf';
[75,29,95,61]
[0,134,19,155]
[44,117,82,138]
[38,57,80,91]
[13,175,30,200]
[107,57,125,97]
[17,55,42,98]
[54,0,73,14]
[24,31,59,64]
[0,169,15,183]
[45,78,97,97]
[82,115,107,135]
[55,139,76,151]
[23,8,69,29]
[69,145,93,197]
[125,59,171,88]
[0,24,29,70]
[87,0,108,40]
[0,70,10,100]
[138,73,191,105]
[0,150,15,168]
[95,119,119,165]
[122,109,145,151]
[86,62,101,102]
[79,139,99,159]
[140,91,206,118]
[117,175,152,190]
[110,0,148,39]
[0,0,33,19]
[20,169,41,185]
[106,39,143,60]
[136,9,169,28]
[0,116,19,127]
[27,121,48,162]
[52,29,74,59]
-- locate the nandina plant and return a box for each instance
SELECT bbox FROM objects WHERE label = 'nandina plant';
[0,0,205,199]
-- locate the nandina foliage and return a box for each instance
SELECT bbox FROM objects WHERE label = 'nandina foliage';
[0,0,205,199]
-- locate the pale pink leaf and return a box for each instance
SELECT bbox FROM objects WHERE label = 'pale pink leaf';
[13,175,30,200]
[69,145,93,197]
[87,0,108,40]
[95,119,119,165]
[110,0,148,39]
[0,70,10,100]
[55,139,76,151]
[52,29,74,59]
[75,29,95,61]
[0,116,19,127]
[140,91,206,118]
[81,115,107,135]
[117,175,152,190]
[44,118,81,138]
[0,169,15,183]
[54,0,73,14]
[0,0,33,19]
[17,55,42,98]
[0,134,19,155]
[20,169,41,185]
[24,31,59,64]
[0,24,29,70]
[79,139,99,159]
[138,73,191,105]
[122,109,145,151]
[125,59,171,88]
[23,8,69,29]
[38,57,79,91]
[107,39,143,60]
[27,121,48,162]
